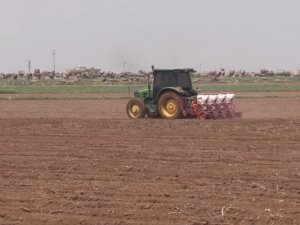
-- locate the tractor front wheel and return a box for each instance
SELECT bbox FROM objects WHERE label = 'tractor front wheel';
[126,98,146,119]
[158,92,182,119]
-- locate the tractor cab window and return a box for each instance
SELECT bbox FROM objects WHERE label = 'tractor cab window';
[154,71,192,89]
[177,72,192,88]
[161,72,178,87]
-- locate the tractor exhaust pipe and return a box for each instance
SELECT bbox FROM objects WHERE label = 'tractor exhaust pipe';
[148,65,155,97]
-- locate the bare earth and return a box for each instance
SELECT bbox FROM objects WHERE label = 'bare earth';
[0,94,299,225]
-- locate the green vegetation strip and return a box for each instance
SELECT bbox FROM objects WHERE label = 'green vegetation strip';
[198,84,300,92]
[0,97,130,101]
[206,76,300,83]
[1,83,300,94]
[0,85,146,94]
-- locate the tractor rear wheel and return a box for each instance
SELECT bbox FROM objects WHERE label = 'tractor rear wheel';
[158,92,182,119]
[126,98,146,119]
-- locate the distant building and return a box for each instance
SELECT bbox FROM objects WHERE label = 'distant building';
[66,66,87,73]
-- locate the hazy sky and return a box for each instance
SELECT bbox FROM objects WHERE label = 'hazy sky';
[1,0,300,73]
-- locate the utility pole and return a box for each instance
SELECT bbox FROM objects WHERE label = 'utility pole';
[51,50,56,74]
[122,62,127,73]
[28,60,32,73]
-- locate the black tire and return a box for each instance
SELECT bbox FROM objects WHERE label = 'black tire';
[158,92,182,119]
[146,110,160,118]
[126,98,146,119]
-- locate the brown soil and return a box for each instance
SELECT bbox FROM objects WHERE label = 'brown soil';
[1,97,300,120]
[0,96,299,225]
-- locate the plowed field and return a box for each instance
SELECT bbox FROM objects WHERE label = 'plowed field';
[0,96,299,225]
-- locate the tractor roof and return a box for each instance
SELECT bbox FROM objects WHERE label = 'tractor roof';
[153,68,195,75]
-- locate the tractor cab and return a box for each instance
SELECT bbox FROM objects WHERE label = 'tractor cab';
[152,68,197,103]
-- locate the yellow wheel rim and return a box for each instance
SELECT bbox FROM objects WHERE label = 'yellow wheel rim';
[129,104,141,118]
[161,99,178,118]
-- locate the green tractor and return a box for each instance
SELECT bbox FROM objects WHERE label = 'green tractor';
[126,67,197,119]
[126,66,241,120]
